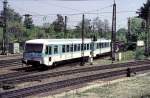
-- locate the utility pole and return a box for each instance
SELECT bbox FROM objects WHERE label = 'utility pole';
[1,0,8,55]
[141,19,146,55]
[81,14,85,66]
[127,17,131,43]
[111,0,116,63]
[144,7,150,56]
[146,7,150,56]
[64,16,67,38]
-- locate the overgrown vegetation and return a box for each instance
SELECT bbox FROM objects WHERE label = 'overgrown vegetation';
[121,51,135,61]
[0,7,146,43]
[57,73,150,98]
[135,48,145,60]
[0,8,112,43]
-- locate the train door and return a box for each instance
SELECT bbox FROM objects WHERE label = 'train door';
[53,45,59,62]
[44,45,52,66]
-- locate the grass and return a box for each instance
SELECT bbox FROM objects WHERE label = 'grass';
[57,73,150,98]
[121,51,135,61]
[94,51,136,66]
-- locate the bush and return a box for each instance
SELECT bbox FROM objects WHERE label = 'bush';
[135,48,145,60]
[122,51,135,61]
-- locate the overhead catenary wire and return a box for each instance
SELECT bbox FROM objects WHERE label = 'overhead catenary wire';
[1,0,139,17]
[0,0,141,30]
[14,10,138,17]
[85,4,113,13]
[0,0,144,17]
[5,1,117,17]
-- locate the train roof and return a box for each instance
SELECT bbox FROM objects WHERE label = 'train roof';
[26,39,111,45]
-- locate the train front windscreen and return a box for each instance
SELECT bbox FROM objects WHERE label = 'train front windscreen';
[25,44,43,53]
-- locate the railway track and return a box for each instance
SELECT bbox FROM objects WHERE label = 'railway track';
[0,67,40,80]
[0,60,150,84]
[0,54,21,58]
[0,64,150,98]
[0,59,21,68]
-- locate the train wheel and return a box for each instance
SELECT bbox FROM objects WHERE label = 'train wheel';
[50,63,57,69]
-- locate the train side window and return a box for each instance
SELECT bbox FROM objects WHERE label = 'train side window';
[96,43,98,49]
[97,43,99,49]
[103,43,105,48]
[105,43,107,48]
[107,43,109,47]
[49,46,52,55]
[74,44,77,52]
[90,43,92,50]
[77,44,80,51]
[66,45,69,52]
[70,44,73,52]
[45,46,48,55]
[84,44,86,50]
[87,44,89,50]
[101,43,103,48]
[99,43,101,48]
[54,45,58,54]
[62,45,66,53]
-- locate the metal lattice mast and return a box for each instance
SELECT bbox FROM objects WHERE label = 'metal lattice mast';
[64,16,67,38]
[1,0,8,55]
[81,14,85,66]
[111,0,116,63]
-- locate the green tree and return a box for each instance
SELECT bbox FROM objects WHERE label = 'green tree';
[43,23,56,38]
[52,14,64,32]
[130,17,144,40]
[1,7,22,23]
[138,0,150,20]
[75,18,92,38]
[93,17,111,39]
[116,28,127,42]
[24,14,34,29]
[0,7,26,43]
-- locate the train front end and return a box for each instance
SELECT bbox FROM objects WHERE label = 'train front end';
[22,41,44,66]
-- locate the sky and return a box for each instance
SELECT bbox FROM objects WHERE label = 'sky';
[0,0,147,29]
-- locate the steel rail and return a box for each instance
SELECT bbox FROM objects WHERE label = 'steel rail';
[0,60,150,84]
[0,65,150,98]
[0,59,21,68]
